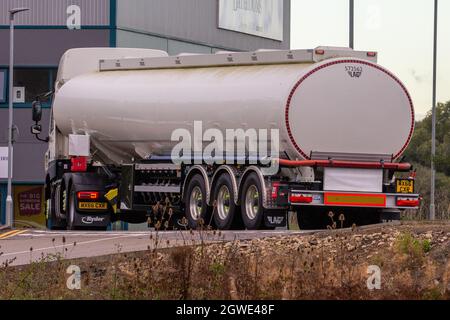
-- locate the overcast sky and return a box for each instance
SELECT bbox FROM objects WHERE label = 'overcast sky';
[291,0,450,120]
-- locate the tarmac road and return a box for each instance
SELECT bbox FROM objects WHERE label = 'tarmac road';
[0,229,316,267]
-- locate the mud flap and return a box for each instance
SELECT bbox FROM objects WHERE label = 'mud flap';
[264,211,287,228]
[74,212,111,228]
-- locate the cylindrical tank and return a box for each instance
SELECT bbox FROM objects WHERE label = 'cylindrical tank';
[53,57,414,164]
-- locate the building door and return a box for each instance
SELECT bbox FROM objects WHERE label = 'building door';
[0,184,6,225]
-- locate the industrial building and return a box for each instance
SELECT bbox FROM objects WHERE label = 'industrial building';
[0,0,291,227]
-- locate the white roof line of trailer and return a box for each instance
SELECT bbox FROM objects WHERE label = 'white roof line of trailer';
[98,47,378,72]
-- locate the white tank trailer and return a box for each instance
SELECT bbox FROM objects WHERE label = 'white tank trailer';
[31,47,420,231]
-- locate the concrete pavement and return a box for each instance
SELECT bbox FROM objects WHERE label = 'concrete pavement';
[0,229,314,266]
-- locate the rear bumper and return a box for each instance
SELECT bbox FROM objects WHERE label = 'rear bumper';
[288,190,420,210]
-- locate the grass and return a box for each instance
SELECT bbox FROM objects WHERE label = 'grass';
[396,232,431,259]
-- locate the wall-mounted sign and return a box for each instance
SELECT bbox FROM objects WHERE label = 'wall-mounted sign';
[13,87,25,103]
[0,147,8,179]
[14,185,46,229]
[218,0,284,41]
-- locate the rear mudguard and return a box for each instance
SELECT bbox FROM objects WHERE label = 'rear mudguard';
[62,172,112,229]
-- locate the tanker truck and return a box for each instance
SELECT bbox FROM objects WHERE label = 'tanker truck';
[30,47,420,231]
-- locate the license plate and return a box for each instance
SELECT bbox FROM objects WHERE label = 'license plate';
[396,179,414,194]
[78,202,108,210]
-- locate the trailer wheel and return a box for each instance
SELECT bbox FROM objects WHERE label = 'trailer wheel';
[240,173,265,230]
[213,174,241,230]
[185,174,212,229]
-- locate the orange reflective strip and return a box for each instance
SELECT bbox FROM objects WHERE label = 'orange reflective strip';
[324,193,386,207]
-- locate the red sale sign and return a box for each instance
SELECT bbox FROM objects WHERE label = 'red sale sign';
[13,186,46,228]
[17,187,42,216]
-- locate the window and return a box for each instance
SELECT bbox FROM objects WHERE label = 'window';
[13,68,57,104]
[0,70,6,103]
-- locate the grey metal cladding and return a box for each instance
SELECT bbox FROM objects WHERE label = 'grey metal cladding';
[0,29,110,65]
[117,0,291,51]
[0,109,50,182]
[0,0,110,26]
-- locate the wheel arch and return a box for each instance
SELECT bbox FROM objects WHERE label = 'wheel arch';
[238,166,268,207]
[209,165,239,205]
[182,165,211,204]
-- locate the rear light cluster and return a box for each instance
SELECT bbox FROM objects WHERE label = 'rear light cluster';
[315,49,325,55]
[314,49,377,58]
[271,183,280,199]
[71,156,88,172]
[290,193,313,204]
[77,191,99,200]
[397,197,420,207]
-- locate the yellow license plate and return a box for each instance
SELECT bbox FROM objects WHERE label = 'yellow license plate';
[396,179,414,194]
[78,202,108,210]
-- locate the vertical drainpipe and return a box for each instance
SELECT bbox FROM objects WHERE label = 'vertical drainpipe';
[109,0,117,47]
[349,0,354,49]
[1,185,6,225]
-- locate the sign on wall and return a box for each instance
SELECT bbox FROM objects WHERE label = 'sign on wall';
[218,0,284,41]
[14,185,46,229]
[0,147,8,179]
[13,87,25,103]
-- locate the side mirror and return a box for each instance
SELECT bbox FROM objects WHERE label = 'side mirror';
[32,100,42,122]
[31,124,42,135]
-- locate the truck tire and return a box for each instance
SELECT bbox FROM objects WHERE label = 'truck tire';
[67,188,77,230]
[240,173,265,230]
[184,174,212,229]
[46,183,66,230]
[213,174,241,230]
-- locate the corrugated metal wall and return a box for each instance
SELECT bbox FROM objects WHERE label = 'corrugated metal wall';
[117,0,290,51]
[0,0,110,26]
[117,29,221,55]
